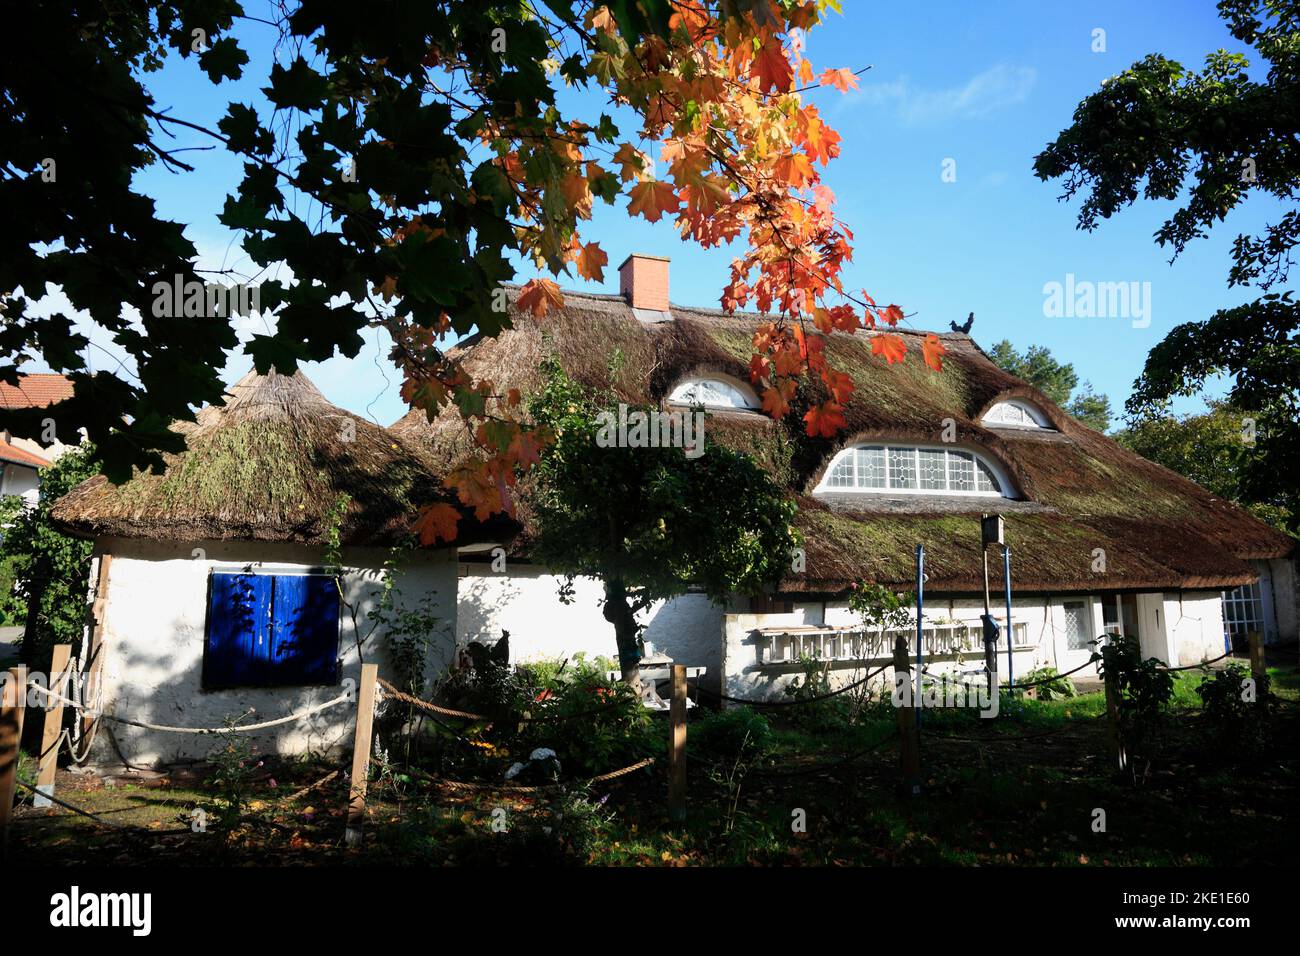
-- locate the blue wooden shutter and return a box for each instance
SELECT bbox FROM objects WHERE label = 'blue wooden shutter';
[204,573,273,687]
[270,574,340,685]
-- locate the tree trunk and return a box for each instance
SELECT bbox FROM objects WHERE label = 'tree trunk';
[603,578,642,692]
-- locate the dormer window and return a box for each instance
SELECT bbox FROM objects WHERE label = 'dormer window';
[818,444,1009,497]
[983,400,1052,429]
[667,376,759,411]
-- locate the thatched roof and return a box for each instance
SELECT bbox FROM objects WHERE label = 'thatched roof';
[392,287,1294,595]
[53,369,488,548]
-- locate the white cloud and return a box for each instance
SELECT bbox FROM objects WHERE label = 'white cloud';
[846,64,1037,124]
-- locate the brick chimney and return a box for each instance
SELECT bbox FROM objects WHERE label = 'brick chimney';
[618,254,670,312]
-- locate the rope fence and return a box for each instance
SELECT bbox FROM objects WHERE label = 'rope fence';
[26,681,352,735]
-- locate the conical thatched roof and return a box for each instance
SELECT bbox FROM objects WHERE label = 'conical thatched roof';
[393,286,1295,594]
[53,368,483,547]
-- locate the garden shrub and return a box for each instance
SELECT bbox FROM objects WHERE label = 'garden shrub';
[1196,662,1272,754]
[1019,665,1077,700]
[691,707,774,761]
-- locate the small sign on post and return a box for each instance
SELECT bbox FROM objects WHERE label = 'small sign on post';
[345,662,379,849]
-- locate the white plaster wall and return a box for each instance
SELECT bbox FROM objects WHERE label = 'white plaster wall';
[1136,592,1172,663]
[92,537,458,767]
[457,564,725,681]
[1164,591,1228,665]
[0,463,39,508]
[1270,558,1298,642]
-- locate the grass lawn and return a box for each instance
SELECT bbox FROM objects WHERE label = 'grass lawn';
[9,664,1299,866]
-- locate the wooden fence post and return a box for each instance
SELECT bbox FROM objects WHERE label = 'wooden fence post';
[892,637,921,797]
[1247,630,1266,707]
[34,644,71,808]
[1104,666,1128,773]
[668,663,687,823]
[345,662,379,849]
[1,666,29,849]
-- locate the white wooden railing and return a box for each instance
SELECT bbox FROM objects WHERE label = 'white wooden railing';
[759,622,1030,666]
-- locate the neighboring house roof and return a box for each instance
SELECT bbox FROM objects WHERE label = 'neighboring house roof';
[0,443,50,468]
[0,373,74,409]
[391,287,1295,595]
[52,369,494,547]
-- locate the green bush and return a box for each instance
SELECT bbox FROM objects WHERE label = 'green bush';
[1019,665,1077,700]
[1196,663,1271,753]
[691,707,774,761]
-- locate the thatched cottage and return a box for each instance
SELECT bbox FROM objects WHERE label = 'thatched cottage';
[51,369,484,766]
[393,255,1298,700]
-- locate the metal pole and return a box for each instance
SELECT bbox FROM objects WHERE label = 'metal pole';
[981,544,995,696]
[1003,544,1014,687]
[915,543,924,726]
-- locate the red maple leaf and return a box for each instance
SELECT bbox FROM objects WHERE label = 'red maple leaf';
[516,279,564,317]
[414,502,461,545]
[922,333,947,372]
[803,402,847,438]
[871,333,907,364]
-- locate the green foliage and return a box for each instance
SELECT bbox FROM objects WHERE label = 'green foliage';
[0,553,25,626]
[205,719,257,835]
[1114,399,1293,532]
[0,1,696,482]
[847,582,913,631]
[526,357,799,675]
[1196,663,1272,753]
[0,444,98,669]
[986,340,1079,406]
[428,653,657,779]
[1019,665,1077,701]
[691,707,774,761]
[1065,383,1113,432]
[986,340,1112,431]
[1036,2,1300,532]
[1096,633,1174,766]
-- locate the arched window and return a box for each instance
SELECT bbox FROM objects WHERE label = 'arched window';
[983,400,1052,429]
[667,376,758,411]
[818,444,1009,497]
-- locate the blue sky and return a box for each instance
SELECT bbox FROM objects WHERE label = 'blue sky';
[51,0,1286,426]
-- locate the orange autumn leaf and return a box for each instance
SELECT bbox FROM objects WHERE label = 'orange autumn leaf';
[803,401,847,438]
[575,241,608,282]
[880,304,905,326]
[871,333,907,364]
[760,380,795,417]
[516,279,564,317]
[774,152,814,189]
[922,333,947,372]
[613,142,648,182]
[754,37,794,93]
[414,502,461,545]
[819,68,860,92]
[627,180,681,222]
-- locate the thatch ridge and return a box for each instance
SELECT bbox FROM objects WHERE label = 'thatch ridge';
[53,369,489,547]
